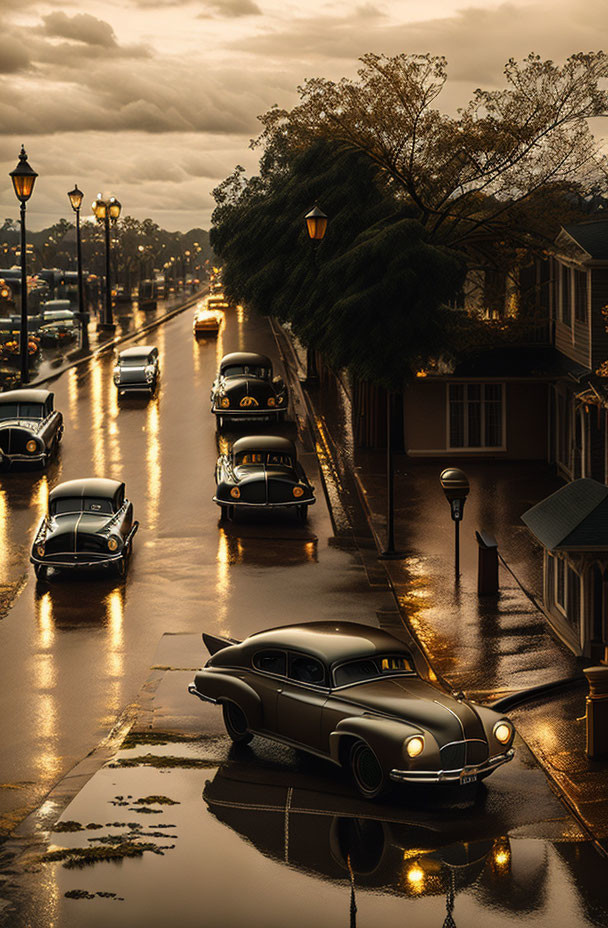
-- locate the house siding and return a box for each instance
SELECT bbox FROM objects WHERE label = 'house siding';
[590,268,608,373]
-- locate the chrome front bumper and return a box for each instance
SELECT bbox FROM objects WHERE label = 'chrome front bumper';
[212,408,283,417]
[213,496,315,508]
[30,523,139,570]
[390,749,514,784]
[0,452,46,465]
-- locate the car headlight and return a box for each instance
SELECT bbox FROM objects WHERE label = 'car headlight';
[267,397,276,407]
[107,536,120,552]
[36,544,45,558]
[493,721,513,745]
[230,487,240,499]
[293,486,304,498]
[406,736,424,758]
[220,397,230,408]
[26,440,38,453]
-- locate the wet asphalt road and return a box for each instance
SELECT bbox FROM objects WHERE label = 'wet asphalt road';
[0,301,388,834]
[1,302,608,927]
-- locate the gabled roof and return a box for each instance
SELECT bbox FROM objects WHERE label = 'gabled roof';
[560,220,608,261]
[522,478,608,550]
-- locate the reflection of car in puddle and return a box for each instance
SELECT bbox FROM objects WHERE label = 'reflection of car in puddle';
[217,525,317,566]
[203,760,515,924]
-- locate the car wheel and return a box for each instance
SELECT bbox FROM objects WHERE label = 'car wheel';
[217,416,224,429]
[34,563,48,581]
[222,702,253,744]
[115,556,127,579]
[350,741,390,800]
[297,504,308,522]
[226,504,235,521]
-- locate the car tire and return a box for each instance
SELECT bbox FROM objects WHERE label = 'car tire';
[115,556,128,579]
[297,504,308,522]
[34,563,48,581]
[217,416,224,429]
[350,741,390,800]
[222,702,253,744]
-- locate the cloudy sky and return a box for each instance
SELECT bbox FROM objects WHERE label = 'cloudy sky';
[0,0,606,231]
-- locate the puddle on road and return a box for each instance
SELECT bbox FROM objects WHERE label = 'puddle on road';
[7,739,608,928]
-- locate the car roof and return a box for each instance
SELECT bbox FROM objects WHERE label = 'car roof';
[118,345,155,359]
[220,352,272,370]
[245,622,409,664]
[49,478,124,502]
[0,389,51,404]
[232,435,296,457]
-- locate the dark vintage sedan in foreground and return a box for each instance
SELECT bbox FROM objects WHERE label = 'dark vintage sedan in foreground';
[0,389,63,468]
[189,622,515,799]
[113,345,159,395]
[210,352,287,426]
[31,477,138,579]
[214,435,315,521]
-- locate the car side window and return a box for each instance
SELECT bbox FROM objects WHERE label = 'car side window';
[253,650,287,676]
[289,653,326,686]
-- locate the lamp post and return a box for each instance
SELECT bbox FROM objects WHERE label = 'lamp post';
[92,193,121,329]
[67,184,89,353]
[379,391,406,559]
[304,205,328,383]
[439,467,470,578]
[10,146,38,385]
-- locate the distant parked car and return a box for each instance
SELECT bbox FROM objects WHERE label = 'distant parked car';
[214,435,314,521]
[113,345,159,395]
[30,477,138,580]
[189,622,515,799]
[0,389,63,468]
[193,303,223,338]
[210,352,288,426]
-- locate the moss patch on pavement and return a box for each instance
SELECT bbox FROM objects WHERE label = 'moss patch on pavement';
[42,841,170,868]
[134,796,180,805]
[120,731,204,750]
[109,753,215,769]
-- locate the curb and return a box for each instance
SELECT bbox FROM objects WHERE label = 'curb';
[26,288,206,389]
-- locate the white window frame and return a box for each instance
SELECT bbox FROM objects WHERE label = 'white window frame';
[553,554,567,616]
[446,382,506,452]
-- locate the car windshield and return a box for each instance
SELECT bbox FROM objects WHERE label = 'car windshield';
[222,365,269,379]
[0,402,45,420]
[235,451,293,467]
[333,654,415,687]
[51,497,114,516]
[120,357,149,367]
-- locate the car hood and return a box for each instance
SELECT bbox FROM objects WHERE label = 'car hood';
[337,676,487,744]
[0,418,42,433]
[46,513,112,537]
[118,366,149,383]
[222,378,275,401]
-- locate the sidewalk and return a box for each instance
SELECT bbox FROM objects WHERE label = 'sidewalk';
[280,330,608,851]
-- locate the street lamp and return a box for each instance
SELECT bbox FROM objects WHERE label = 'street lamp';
[439,467,470,578]
[67,184,89,353]
[303,204,328,383]
[10,146,38,385]
[92,193,121,329]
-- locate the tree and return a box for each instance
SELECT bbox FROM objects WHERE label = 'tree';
[256,52,608,257]
[212,139,465,389]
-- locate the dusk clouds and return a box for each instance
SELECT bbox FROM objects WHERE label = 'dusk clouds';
[0,0,606,230]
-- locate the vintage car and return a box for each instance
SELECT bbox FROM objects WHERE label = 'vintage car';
[210,352,288,425]
[193,304,223,338]
[214,435,315,521]
[0,389,63,468]
[189,622,515,799]
[113,345,159,395]
[30,477,138,580]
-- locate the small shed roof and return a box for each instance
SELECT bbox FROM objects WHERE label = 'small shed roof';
[522,478,608,551]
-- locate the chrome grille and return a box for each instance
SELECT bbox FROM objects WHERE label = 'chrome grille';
[440,740,489,770]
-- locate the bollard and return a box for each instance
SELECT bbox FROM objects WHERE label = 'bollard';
[583,666,608,759]
[476,530,499,596]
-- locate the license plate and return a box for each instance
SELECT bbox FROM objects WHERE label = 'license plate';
[460,773,477,785]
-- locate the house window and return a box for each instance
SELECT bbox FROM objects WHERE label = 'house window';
[448,384,504,449]
[560,266,572,326]
[567,567,581,632]
[574,270,588,323]
[555,557,566,611]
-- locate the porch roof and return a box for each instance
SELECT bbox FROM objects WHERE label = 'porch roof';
[522,478,608,551]
[562,220,608,261]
